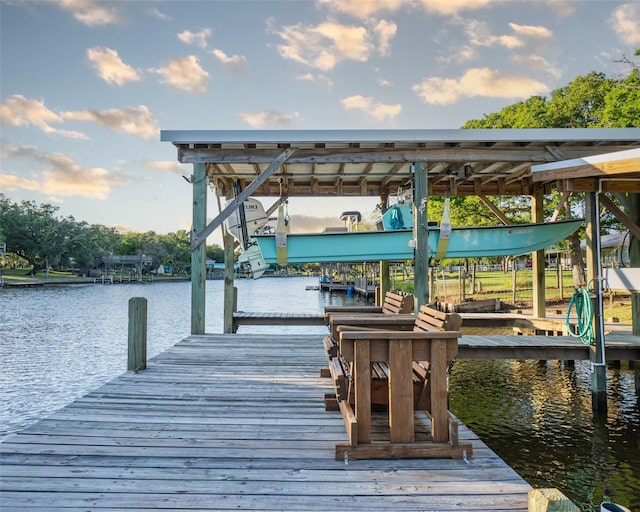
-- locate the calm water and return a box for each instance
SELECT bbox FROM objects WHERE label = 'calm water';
[1,277,638,511]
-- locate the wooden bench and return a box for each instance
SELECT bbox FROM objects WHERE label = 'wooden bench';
[324,291,414,358]
[324,290,413,320]
[323,305,473,460]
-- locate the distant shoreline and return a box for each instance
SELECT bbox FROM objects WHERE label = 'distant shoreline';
[1,275,190,288]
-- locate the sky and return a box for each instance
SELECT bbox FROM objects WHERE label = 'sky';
[1,0,639,247]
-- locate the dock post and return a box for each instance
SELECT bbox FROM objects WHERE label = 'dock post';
[585,191,607,412]
[413,161,429,310]
[379,260,390,302]
[531,185,546,318]
[127,297,147,371]
[528,488,579,511]
[223,232,237,333]
[630,193,639,336]
[191,162,207,335]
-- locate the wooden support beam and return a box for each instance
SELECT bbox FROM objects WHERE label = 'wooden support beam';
[191,148,296,250]
[223,232,236,334]
[413,162,430,309]
[191,162,207,335]
[531,186,545,318]
[478,194,512,225]
[550,192,571,222]
[359,176,368,195]
[599,193,640,240]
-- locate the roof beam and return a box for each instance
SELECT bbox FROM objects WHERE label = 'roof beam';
[599,193,640,240]
[531,148,640,181]
[177,146,632,165]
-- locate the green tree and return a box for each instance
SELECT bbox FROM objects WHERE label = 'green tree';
[601,69,640,127]
[161,230,191,274]
[462,65,640,286]
[206,243,225,264]
[0,196,65,274]
[463,69,639,129]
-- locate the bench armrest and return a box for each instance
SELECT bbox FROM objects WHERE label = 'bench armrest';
[324,306,383,322]
[329,314,416,339]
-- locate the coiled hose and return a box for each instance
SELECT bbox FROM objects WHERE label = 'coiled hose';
[566,284,595,345]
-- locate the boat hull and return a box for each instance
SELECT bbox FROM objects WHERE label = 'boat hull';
[252,220,583,263]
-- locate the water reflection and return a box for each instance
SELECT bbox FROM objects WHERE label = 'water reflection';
[449,359,640,511]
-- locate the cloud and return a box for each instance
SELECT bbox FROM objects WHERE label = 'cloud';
[63,105,159,140]
[610,3,640,45]
[153,56,209,93]
[296,72,334,90]
[466,20,552,49]
[1,144,127,200]
[178,28,212,48]
[412,68,549,105]
[144,161,189,174]
[316,0,406,19]
[41,153,128,200]
[509,23,552,40]
[0,95,87,139]
[87,47,142,86]
[211,49,248,72]
[1,173,40,192]
[437,45,476,64]
[271,19,373,71]
[341,95,402,122]
[419,0,503,16]
[239,111,300,128]
[57,0,120,26]
[512,54,562,79]
[374,19,397,56]
[289,214,344,233]
[149,6,170,21]
[544,0,575,17]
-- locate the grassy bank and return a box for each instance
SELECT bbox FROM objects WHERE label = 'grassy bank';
[391,269,634,324]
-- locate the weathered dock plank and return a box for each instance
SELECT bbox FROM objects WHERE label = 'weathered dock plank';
[458,332,640,360]
[1,333,531,511]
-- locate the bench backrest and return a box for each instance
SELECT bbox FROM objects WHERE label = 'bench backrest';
[381,291,414,315]
[413,305,462,332]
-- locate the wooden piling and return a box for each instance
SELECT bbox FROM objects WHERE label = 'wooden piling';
[127,297,147,371]
[528,488,579,511]
[224,232,237,333]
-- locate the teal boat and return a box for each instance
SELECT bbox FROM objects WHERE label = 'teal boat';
[251,219,583,264]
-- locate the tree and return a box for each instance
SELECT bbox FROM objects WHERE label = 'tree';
[161,230,191,274]
[463,69,639,130]
[601,69,640,127]
[461,64,640,286]
[206,243,225,264]
[0,196,65,274]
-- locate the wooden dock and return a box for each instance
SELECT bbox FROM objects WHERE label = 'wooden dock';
[231,312,640,359]
[1,333,532,511]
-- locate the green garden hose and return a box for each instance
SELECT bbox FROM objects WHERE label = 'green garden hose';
[566,285,595,345]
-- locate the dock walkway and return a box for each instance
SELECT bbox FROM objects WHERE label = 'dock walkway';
[1,334,532,511]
